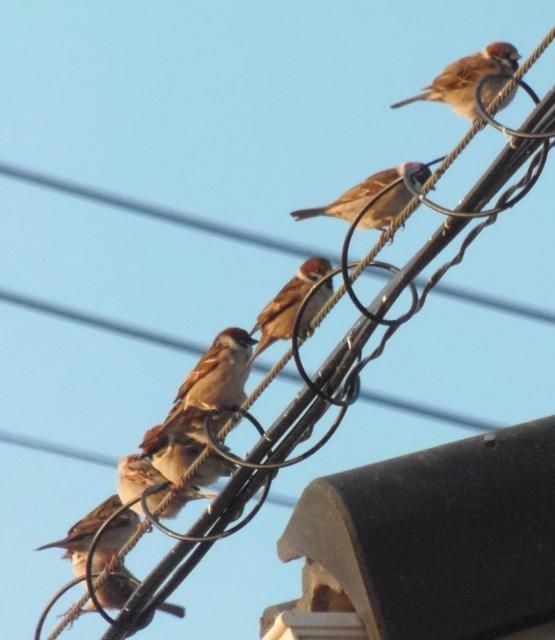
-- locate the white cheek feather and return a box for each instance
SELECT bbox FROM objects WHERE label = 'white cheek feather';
[499,58,515,73]
[219,334,240,350]
[297,268,314,283]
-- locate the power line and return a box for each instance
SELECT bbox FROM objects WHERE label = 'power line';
[0,429,297,508]
[0,429,116,467]
[0,160,554,327]
[0,286,499,432]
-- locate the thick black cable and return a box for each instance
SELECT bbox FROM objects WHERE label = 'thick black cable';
[0,160,554,326]
[0,290,501,432]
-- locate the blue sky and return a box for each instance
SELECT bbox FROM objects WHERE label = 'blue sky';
[1,4,554,639]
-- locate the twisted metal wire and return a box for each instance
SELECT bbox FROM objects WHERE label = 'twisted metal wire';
[44,27,555,640]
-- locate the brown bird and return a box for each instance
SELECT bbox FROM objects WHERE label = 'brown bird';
[139,422,235,486]
[155,327,256,452]
[117,454,217,519]
[72,550,185,618]
[390,41,521,119]
[290,163,432,230]
[150,412,242,449]
[251,256,334,358]
[36,494,140,558]
[165,327,256,424]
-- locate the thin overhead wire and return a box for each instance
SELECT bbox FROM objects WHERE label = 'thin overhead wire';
[1,160,554,327]
[0,429,116,468]
[0,287,499,432]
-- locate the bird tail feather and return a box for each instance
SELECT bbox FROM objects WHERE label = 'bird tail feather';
[35,539,66,552]
[290,207,326,221]
[249,335,274,362]
[157,602,186,618]
[390,93,429,109]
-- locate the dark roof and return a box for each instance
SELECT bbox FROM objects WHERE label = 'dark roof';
[278,416,555,640]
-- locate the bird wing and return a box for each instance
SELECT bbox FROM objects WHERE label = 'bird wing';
[67,494,123,537]
[253,277,305,331]
[430,53,498,91]
[174,343,222,403]
[331,168,400,206]
[139,423,166,454]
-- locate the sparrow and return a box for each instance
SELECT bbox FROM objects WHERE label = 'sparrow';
[36,494,140,558]
[250,256,334,358]
[117,454,217,519]
[139,422,235,486]
[290,163,432,230]
[390,41,521,119]
[159,327,257,445]
[154,413,243,449]
[71,550,185,618]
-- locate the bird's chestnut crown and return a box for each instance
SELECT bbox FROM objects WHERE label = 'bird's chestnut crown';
[483,42,520,70]
[299,257,333,281]
[218,327,258,348]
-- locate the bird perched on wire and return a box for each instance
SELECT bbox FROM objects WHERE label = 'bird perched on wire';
[390,41,521,119]
[250,256,334,359]
[117,454,217,519]
[139,422,236,486]
[71,549,185,618]
[290,163,432,231]
[36,494,140,558]
[164,326,257,426]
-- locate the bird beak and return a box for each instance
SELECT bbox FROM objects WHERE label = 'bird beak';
[246,336,258,346]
